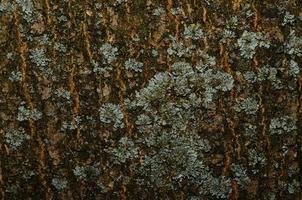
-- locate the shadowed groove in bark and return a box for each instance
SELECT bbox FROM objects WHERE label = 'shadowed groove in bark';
[219,42,239,198]
[67,0,76,27]
[82,22,93,63]
[66,2,85,187]
[252,3,259,31]
[43,0,57,61]
[297,74,302,182]
[166,0,174,20]
[229,179,239,200]
[202,6,208,23]
[41,1,58,196]
[68,57,81,143]
[222,142,233,177]
[115,60,132,198]
[257,86,271,151]
[43,0,51,25]
[0,145,5,199]
[115,62,133,136]
[12,5,52,199]
[65,0,83,144]
[222,47,241,158]
[166,0,181,41]
[82,3,103,108]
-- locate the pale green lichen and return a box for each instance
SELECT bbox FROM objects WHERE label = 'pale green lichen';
[54,42,67,53]
[92,59,112,74]
[288,59,300,77]
[135,131,230,198]
[55,88,71,103]
[0,2,14,13]
[248,149,266,174]
[108,137,139,164]
[99,43,119,64]
[124,58,144,72]
[99,103,124,129]
[4,128,30,150]
[17,105,42,121]
[9,70,22,82]
[51,178,68,191]
[16,0,34,22]
[234,96,259,115]
[167,36,195,57]
[152,7,165,16]
[170,7,182,15]
[231,164,251,188]
[73,166,87,179]
[183,23,204,40]
[282,12,295,26]
[237,30,270,59]
[29,48,53,76]
[269,116,297,135]
[285,30,302,57]
[288,179,300,194]
[29,48,50,67]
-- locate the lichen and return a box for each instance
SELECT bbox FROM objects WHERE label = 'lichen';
[124,58,143,72]
[183,23,204,40]
[17,105,42,122]
[285,30,302,57]
[9,70,22,82]
[51,178,68,191]
[237,30,270,59]
[167,36,195,57]
[99,103,124,129]
[234,96,259,115]
[4,128,30,150]
[99,43,119,64]
[269,116,297,135]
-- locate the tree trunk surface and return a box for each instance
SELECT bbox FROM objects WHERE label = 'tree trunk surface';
[1,0,302,199]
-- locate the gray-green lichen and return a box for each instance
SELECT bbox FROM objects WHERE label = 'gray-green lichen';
[9,70,22,82]
[285,30,302,57]
[234,96,259,115]
[183,23,204,40]
[231,164,251,188]
[4,128,30,150]
[99,103,124,129]
[124,58,143,72]
[269,116,297,135]
[107,137,139,164]
[237,30,270,59]
[17,105,42,121]
[51,178,68,191]
[29,48,50,67]
[99,43,119,64]
[167,36,195,57]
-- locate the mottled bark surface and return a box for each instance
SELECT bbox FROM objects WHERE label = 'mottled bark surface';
[1,0,302,199]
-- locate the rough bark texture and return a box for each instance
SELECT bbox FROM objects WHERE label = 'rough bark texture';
[1,0,302,199]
